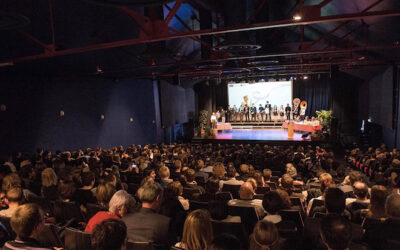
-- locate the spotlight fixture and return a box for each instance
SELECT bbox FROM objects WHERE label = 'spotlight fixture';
[60,110,65,117]
[293,14,302,21]
[130,117,134,123]
[95,65,103,74]
[303,75,309,80]
[100,114,105,120]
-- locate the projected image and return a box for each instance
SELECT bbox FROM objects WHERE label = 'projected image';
[228,81,292,108]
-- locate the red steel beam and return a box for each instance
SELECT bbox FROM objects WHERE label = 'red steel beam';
[306,0,384,49]
[47,0,56,50]
[3,9,400,64]
[246,0,267,24]
[15,29,50,51]
[119,7,152,37]
[164,0,184,24]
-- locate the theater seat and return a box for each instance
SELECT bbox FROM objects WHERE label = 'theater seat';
[215,192,233,201]
[279,209,304,230]
[64,227,92,250]
[221,184,241,199]
[189,200,208,211]
[255,186,270,194]
[51,201,86,226]
[0,216,16,239]
[228,206,260,234]
[86,203,107,221]
[182,187,201,200]
[211,220,248,249]
[35,223,64,248]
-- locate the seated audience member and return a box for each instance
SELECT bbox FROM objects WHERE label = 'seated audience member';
[367,194,400,249]
[209,233,243,250]
[170,160,183,181]
[276,189,292,209]
[3,203,48,250]
[158,166,172,189]
[246,178,258,191]
[184,169,205,194]
[196,177,220,202]
[249,220,282,250]
[279,174,302,197]
[307,173,334,216]
[85,190,133,232]
[361,185,388,219]
[263,169,272,183]
[228,182,265,217]
[40,168,59,201]
[285,163,297,178]
[122,182,173,246]
[212,163,226,180]
[57,181,76,202]
[0,187,23,217]
[319,214,363,250]
[175,209,213,250]
[237,164,250,181]
[253,171,266,188]
[165,181,189,211]
[194,160,209,183]
[91,219,127,250]
[219,167,244,190]
[95,183,116,209]
[73,171,96,210]
[2,173,37,202]
[346,181,370,206]
[303,187,363,250]
[262,191,284,224]
[208,200,240,223]
[339,171,362,194]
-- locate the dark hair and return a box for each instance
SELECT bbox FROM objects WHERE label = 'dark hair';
[324,188,345,214]
[353,182,368,199]
[210,233,243,250]
[91,219,127,250]
[320,214,352,250]
[58,181,76,200]
[281,174,293,190]
[262,191,283,215]
[208,200,229,220]
[184,168,196,182]
[81,171,95,186]
[226,167,237,178]
[349,171,362,185]
[206,177,220,195]
[11,203,43,238]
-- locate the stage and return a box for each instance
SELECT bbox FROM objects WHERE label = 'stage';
[192,127,318,145]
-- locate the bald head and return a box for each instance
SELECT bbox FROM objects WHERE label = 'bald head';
[239,182,254,200]
[353,181,368,200]
[386,194,400,218]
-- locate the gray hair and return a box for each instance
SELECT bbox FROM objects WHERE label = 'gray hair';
[138,182,163,203]
[385,194,400,218]
[109,190,135,214]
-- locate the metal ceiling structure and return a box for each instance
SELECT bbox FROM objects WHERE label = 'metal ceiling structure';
[1,0,400,86]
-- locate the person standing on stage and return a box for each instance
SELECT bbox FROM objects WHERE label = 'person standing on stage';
[279,105,285,121]
[221,108,226,123]
[265,101,271,121]
[216,110,220,122]
[239,104,244,122]
[244,105,249,122]
[250,104,257,121]
[226,105,231,123]
[258,104,264,121]
[285,104,291,121]
[211,112,217,129]
[233,105,238,122]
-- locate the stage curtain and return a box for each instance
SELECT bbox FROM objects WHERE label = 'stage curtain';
[293,75,331,117]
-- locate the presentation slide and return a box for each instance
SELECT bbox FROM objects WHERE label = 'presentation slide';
[228,81,292,108]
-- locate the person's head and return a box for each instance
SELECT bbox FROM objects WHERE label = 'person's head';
[5,187,23,206]
[2,173,22,192]
[11,203,45,238]
[209,233,243,250]
[226,167,237,178]
[91,219,127,250]
[166,181,183,197]
[96,183,116,208]
[253,171,264,187]
[324,187,346,214]
[320,214,352,250]
[285,163,297,178]
[81,171,95,187]
[158,166,170,180]
[319,173,334,193]
[249,220,280,250]
[184,168,196,183]
[58,181,76,201]
[262,191,284,215]
[385,194,400,218]
[370,185,389,217]
[353,181,368,200]
[263,169,272,182]
[213,163,226,179]
[208,200,229,220]
[137,181,163,211]
[276,189,292,209]
[280,174,293,190]
[349,171,362,185]
[173,160,182,172]
[240,164,249,175]
[182,209,213,250]
[108,190,133,217]
[206,177,220,195]
[239,182,254,200]
[41,168,58,187]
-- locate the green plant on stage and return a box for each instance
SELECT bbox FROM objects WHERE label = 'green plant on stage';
[316,110,334,129]
[204,125,215,138]
[199,110,209,130]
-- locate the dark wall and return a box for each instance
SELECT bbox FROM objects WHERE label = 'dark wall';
[0,76,162,153]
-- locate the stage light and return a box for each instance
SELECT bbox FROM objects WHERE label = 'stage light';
[259,78,265,82]
[95,65,103,74]
[303,75,309,80]
[293,14,302,21]
[294,77,297,80]
[0,104,6,111]
[100,114,105,120]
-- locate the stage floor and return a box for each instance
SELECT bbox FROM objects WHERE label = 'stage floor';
[214,128,309,141]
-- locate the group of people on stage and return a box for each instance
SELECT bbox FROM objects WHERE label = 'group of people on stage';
[210,100,321,128]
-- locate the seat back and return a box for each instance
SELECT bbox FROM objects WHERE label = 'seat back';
[52,201,86,225]
[270,176,279,183]
[215,192,233,201]
[64,227,92,250]
[189,200,208,211]
[35,223,64,248]
[0,216,15,240]
[279,209,304,230]
[182,188,201,200]
[86,203,107,221]
[276,220,298,239]
[222,184,241,199]
[127,183,140,196]
[211,220,248,249]
[228,206,259,234]
[126,241,152,250]
[255,186,270,194]
[265,182,277,190]
[309,199,324,217]
[30,196,52,216]
[127,175,144,184]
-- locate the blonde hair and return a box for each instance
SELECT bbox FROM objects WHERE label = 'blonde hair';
[250,220,280,250]
[182,209,213,250]
[212,163,226,179]
[158,166,170,179]
[41,168,58,187]
[96,183,116,208]
[2,173,22,192]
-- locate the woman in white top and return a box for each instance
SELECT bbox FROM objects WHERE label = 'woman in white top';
[211,112,217,129]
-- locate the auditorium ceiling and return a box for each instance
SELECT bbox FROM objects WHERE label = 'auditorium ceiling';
[0,0,399,87]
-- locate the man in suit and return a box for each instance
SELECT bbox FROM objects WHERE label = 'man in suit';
[258,104,264,121]
[250,104,257,121]
[285,104,291,120]
[226,105,232,123]
[122,182,174,246]
[232,105,238,121]
[265,101,271,121]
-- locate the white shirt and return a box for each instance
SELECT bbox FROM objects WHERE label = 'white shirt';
[211,115,217,122]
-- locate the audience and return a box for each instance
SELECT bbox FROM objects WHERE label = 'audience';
[91,219,127,250]
[0,187,23,217]
[228,182,265,217]
[249,220,281,250]
[40,168,59,201]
